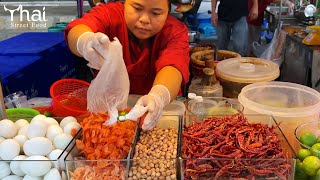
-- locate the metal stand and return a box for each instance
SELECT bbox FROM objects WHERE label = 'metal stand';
[77,0,84,18]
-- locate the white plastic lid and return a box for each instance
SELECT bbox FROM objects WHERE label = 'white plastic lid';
[238,81,320,117]
[216,57,280,83]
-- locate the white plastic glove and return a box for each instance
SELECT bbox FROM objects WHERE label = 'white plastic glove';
[125,85,171,130]
[76,32,111,70]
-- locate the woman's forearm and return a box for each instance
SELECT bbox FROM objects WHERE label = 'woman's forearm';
[153,66,182,101]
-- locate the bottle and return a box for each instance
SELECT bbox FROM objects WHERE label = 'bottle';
[260,18,269,45]
[188,68,223,97]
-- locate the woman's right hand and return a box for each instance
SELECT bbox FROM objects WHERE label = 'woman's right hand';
[211,12,218,27]
[77,32,110,70]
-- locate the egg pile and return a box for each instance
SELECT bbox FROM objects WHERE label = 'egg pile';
[0,115,81,180]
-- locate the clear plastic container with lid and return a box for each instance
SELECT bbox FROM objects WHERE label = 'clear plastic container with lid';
[216,57,279,98]
[238,81,320,150]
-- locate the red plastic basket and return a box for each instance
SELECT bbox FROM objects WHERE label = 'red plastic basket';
[50,79,90,117]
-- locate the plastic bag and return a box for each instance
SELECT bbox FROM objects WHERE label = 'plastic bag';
[256,28,287,66]
[87,37,130,125]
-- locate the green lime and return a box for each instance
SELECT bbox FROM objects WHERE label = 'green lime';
[316,136,320,143]
[298,149,312,161]
[311,168,320,180]
[300,132,317,147]
[43,111,53,117]
[119,111,127,116]
[296,159,310,179]
[302,156,320,176]
[312,143,320,158]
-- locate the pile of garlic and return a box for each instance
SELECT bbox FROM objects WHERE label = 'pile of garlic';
[0,115,81,180]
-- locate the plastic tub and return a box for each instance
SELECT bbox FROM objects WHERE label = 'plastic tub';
[181,114,295,179]
[187,97,244,116]
[216,57,280,98]
[238,81,320,147]
[5,108,40,122]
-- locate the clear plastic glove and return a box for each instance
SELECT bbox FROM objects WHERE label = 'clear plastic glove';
[76,32,111,70]
[285,0,295,15]
[126,85,171,130]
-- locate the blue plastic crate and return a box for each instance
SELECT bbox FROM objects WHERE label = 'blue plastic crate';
[0,32,80,98]
[0,32,65,55]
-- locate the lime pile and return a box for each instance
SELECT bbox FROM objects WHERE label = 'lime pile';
[296,132,320,179]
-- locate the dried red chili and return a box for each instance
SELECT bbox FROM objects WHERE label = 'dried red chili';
[182,114,291,180]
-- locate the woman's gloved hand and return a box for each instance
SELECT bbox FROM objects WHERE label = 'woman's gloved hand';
[126,85,171,130]
[76,32,110,70]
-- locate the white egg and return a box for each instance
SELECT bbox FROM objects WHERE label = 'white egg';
[15,119,29,130]
[0,161,11,179]
[10,155,27,176]
[42,117,59,127]
[30,115,46,124]
[63,122,81,136]
[46,125,63,141]
[13,135,28,153]
[18,125,29,136]
[23,175,42,180]
[44,168,61,180]
[0,120,18,138]
[0,136,5,144]
[61,171,67,180]
[2,175,23,180]
[60,116,77,129]
[0,139,20,160]
[48,149,73,171]
[20,156,52,177]
[23,137,54,156]
[26,121,47,139]
[53,133,74,150]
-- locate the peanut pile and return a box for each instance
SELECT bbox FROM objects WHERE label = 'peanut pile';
[128,128,178,180]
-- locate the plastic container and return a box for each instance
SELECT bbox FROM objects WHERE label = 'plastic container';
[294,121,320,179]
[5,108,40,122]
[48,26,64,32]
[216,57,279,98]
[50,79,90,117]
[295,121,320,151]
[186,97,244,118]
[181,114,295,179]
[65,115,181,179]
[188,79,223,97]
[55,22,69,29]
[4,91,29,108]
[238,81,320,148]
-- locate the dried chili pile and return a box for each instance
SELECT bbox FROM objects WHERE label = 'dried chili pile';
[76,113,137,160]
[182,114,291,180]
[70,161,126,180]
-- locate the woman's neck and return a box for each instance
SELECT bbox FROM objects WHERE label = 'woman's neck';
[128,31,151,48]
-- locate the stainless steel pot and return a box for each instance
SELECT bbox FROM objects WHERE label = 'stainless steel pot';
[188,31,200,43]
[171,0,194,4]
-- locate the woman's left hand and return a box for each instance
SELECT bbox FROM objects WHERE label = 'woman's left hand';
[249,2,259,21]
[126,85,170,130]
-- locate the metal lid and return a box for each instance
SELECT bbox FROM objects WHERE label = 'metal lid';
[216,57,280,83]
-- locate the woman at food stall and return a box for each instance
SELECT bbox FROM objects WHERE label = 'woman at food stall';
[65,0,190,130]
